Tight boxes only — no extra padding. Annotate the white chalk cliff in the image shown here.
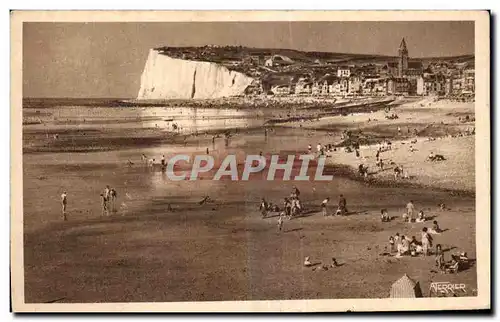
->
[137,49,255,99]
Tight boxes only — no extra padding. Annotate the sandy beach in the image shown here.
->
[22,97,477,302]
[294,99,476,191]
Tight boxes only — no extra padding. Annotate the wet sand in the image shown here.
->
[22,99,477,302]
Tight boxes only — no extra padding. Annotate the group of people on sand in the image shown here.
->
[142,154,163,168]
[60,185,118,220]
[321,194,348,217]
[100,185,118,216]
[382,200,467,273]
[138,154,171,169]
[260,188,350,232]
[307,143,337,157]
[374,143,411,181]
[435,244,470,274]
[303,256,340,272]
[260,186,303,223]
[388,228,434,258]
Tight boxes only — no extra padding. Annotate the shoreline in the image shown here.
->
[23,97,475,195]
[324,162,475,197]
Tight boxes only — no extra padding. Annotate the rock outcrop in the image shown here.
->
[137,49,255,100]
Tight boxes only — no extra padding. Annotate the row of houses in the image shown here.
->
[267,68,475,97]
[250,38,475,98]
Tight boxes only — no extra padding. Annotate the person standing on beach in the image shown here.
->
[109,188,117,212]
[421,227,433,256]
[406,200,415,222]
[394,166,402,179]
[321,197,330,217]
[100,193,108,216]
[161,155,166,167]
[308,144,312,154]
[277,214,284,233]
[104,185,110,199]
[338,194,347,215]
[283,198,292,219]
[259,198,268,218]
[104,185,111,212]
[61,191,68,221]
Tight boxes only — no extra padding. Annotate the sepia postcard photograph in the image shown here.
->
[10,10,490,312]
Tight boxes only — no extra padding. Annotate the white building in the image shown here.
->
[337,67,351,78]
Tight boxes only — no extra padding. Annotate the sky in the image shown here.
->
[22,21,474,98]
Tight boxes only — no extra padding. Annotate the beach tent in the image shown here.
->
[389,274,423,298]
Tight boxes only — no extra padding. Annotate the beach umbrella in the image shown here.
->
[389,274,423,298]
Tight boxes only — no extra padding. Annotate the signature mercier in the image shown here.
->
[430,282,467,294]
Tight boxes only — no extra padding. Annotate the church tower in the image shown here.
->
[398,38,409,77]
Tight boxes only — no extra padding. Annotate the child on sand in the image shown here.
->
[337,194,347,215]
[394,166,402,180]
[406,200,415,222]
[321,197,330,217]
[416,210,426,222]
[277,214,284,232]
[259,198,268,218]
[283,198,292,219]
[435,244,445,270]
[100,193,108,216]
[381,209,389,222]
[402,212,409,222]
[290,197,302,215]
[430,220,442,234]
[61,191,68,221]
[397,235,410,256]
[421,227,433,256]
[409,236,422,256]
[109,188,117,212]
[389,236,395,253]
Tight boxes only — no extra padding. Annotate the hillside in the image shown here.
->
[136,45,474,99]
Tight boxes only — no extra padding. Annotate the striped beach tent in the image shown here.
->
[390,274,423,298]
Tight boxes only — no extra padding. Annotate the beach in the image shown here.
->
[22,97,477,302]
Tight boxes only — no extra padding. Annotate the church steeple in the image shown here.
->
[398,37,409,77]
[399,38,408,53]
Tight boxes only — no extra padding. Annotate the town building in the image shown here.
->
[337,66,351,78]
[387,77,410,96]
[462,68,475,94]
[398,38,409,77]
[271,85,291,96]
[295,77,312,95]
[381,38,424,95]
[422,74,446,96]
[363,78,388,96]
[348,75,363,96]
